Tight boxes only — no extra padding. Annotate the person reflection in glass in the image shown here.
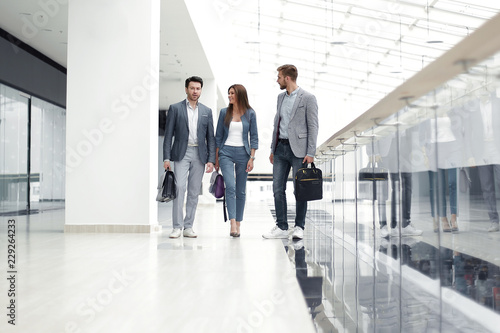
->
[368,126,422,238]
[421,109,461,233]
[463,89,500,232]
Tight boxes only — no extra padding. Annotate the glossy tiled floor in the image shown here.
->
[3,195,500,333]
[0,202,315,333]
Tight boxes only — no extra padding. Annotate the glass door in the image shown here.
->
[0,84,29,214]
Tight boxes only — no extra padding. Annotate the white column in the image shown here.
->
[65,0,160,232]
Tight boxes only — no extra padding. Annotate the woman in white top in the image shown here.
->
[215,84,259,237]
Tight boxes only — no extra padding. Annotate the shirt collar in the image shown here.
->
[286,87,300,97]
[186,99,198,110]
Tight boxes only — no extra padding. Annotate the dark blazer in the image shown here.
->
[270,88,319,158]
[215,108,259,156]
[163,100,216,164]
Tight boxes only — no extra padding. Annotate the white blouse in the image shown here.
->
[224,121,244,147]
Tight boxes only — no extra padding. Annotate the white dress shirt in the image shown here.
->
[186,99,198,146]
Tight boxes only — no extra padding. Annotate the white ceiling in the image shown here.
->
[1,0,500,132]
[0,0,212,105]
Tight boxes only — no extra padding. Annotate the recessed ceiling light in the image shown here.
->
[389,66,404,74]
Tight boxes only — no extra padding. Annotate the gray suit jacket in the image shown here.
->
[163,100,216,164]
[270,88,319,158]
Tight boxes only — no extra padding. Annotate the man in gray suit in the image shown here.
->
[263,64,319,240]
[163,76,216,238]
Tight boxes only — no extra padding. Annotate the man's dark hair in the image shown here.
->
[185,76,204,88]
[277,64,298,82]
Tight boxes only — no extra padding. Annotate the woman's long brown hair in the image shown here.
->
[224,84,252,127]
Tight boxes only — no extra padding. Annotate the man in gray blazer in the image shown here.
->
[163,76,216,238]
[263,64,319,240]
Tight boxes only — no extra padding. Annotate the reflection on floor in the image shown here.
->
[283,200,500,333]
[0,201,65,216]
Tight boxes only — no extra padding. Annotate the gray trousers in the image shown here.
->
[171,146,205,229]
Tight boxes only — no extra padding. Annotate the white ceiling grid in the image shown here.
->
[0,0,499,126]
[223,0,500,109]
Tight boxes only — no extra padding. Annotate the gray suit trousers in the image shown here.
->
[171,146,205,229]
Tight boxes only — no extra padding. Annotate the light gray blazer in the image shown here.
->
[163,100,216,164]
[270,88,319,158]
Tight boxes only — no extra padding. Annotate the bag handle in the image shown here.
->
[223,195,227,222]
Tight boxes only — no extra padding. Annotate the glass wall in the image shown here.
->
[31,97,66,205]
[306,54,500,331]
[0,85,29,213]
[0,84,65,214]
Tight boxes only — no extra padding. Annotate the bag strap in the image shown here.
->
[223,193,228,222]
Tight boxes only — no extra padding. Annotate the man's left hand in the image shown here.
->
[303,156,314,164]
[206,162,214,173]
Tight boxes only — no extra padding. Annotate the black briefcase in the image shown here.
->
[294,163,323,201]
[156,170,177,203]
[358,162,388,200]
[358,162,388,181]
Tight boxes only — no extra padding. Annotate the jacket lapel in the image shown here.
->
[196,104,204,130]
[277,93,285,114]
[289,88,303,120]
[182,100,190,131]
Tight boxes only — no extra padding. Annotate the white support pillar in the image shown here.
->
[65,0,160,232]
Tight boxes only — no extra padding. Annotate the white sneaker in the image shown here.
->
[291,226,304,240]
[293,240,304,250]
[380,225,389,238]
[379,238,389,249]
[169,228,182,238]
[488,222,500,232]
[183,228,198,238]
[262,226,289,239]
[401,237,418,247]
[401,224,423,236]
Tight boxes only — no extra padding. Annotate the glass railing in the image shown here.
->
[304,14,500,333]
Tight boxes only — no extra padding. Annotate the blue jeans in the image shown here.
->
[219,146,249,221]
[429,168,457,217]
[273,141,307,230]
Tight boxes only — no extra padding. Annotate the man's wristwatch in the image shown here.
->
[250,156,255,160]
